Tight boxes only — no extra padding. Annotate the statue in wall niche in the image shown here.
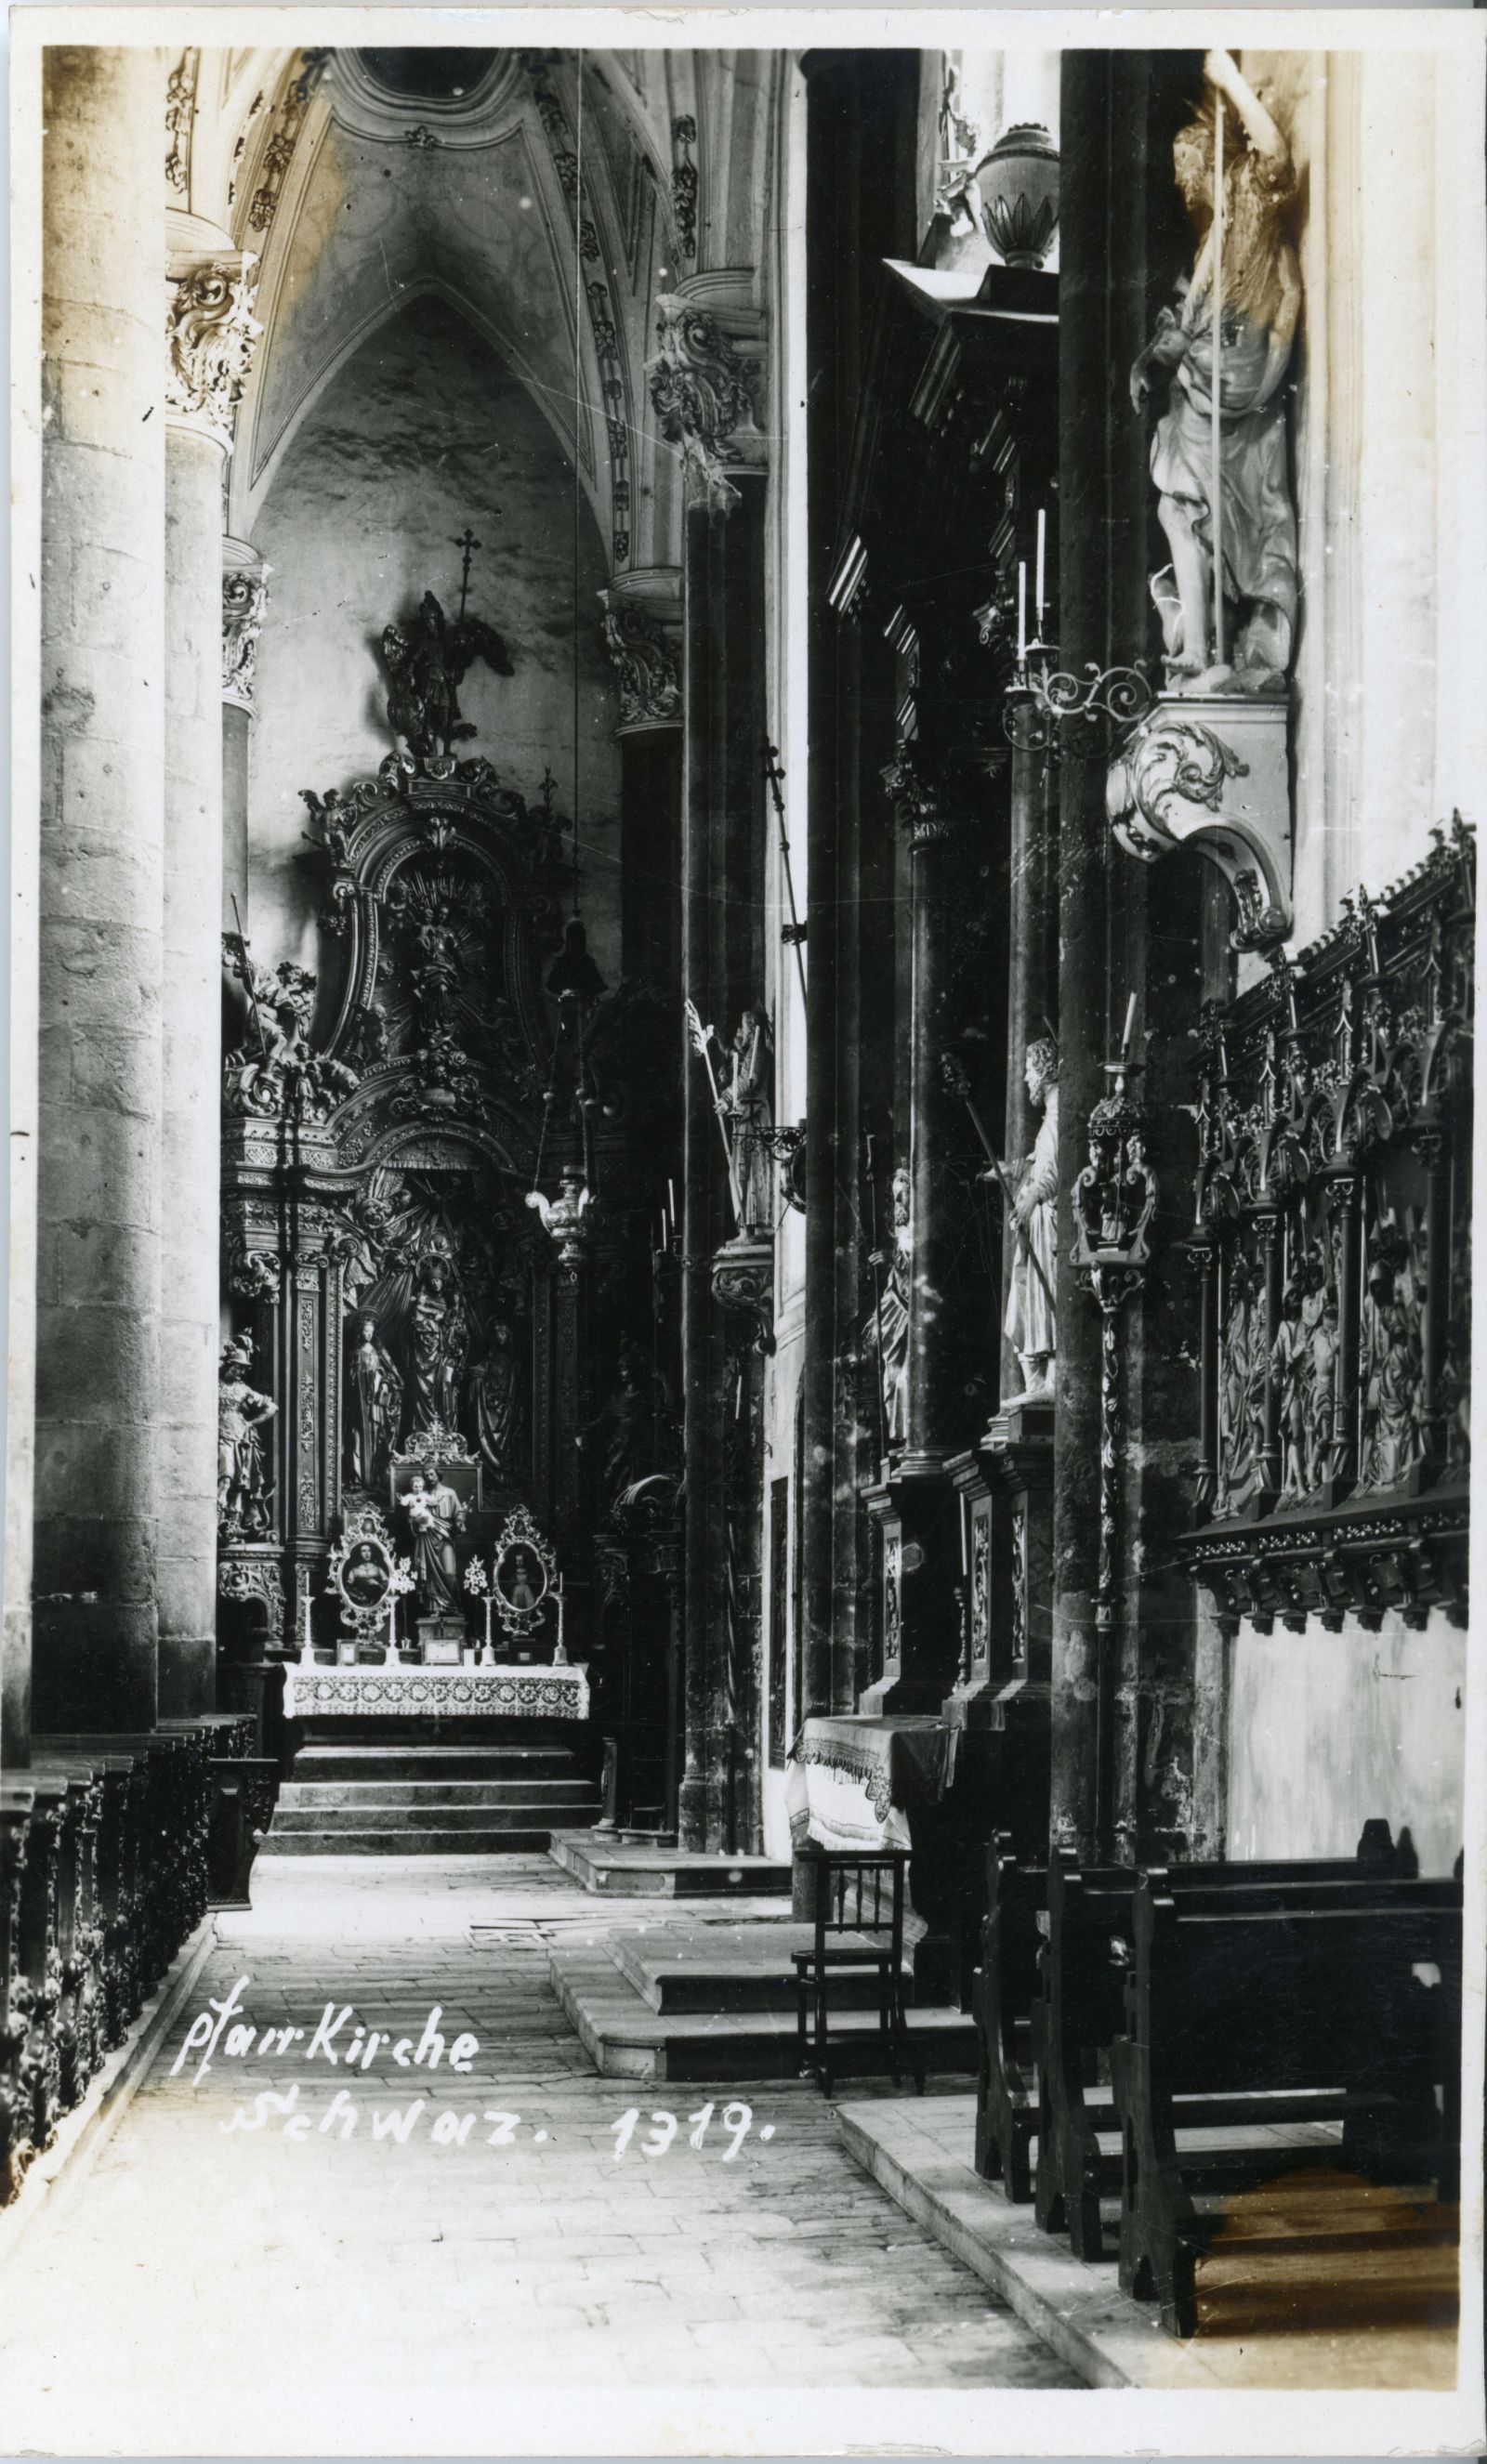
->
[409,903,462,1042]
[1359,1221,1427,1492]
[864,1165,912,1449]
[1003,1039,1059,1404]
[403,1463,467,1617]
[349,1315,403,1491]
[469,1317,523,1485]
[1129,50,1300,693]
[217,1336,278,1536]
[722,1009,776,1236]
[408,1252,469,1434]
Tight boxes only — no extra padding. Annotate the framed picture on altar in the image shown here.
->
[388,1453,480,1517]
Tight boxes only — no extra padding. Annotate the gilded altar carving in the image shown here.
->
[221,938,359,1121]
[165,263,261,451]
[1186,819,1473,1633]
[164,50,199,194]
[670,116,698,256]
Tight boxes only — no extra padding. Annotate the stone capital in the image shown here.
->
[599,585,681,735]
[222,537,269,713]
[648,288,765,512]
[165,229,261,455]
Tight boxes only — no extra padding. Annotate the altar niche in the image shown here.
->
[217,672,607,1668]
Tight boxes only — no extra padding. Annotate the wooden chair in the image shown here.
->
[792,1848,921,2098]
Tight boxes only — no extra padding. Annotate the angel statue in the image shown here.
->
[721,1009,776,1236]
[349,1314,403,1490]
[1129,50,1300,691]
[380,591,514,762]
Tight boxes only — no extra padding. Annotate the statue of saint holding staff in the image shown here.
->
[1130,49,1301,694]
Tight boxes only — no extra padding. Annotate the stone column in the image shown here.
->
[861,759,964,1716]
[1049,51,1151,1858]
[651,286,768,1852]
[599,568,683,990]
[33,46,167,1734]
[221,536,268,932]
[159,229,261,1717]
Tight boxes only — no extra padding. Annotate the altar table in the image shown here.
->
[786,1713,953,1851]
[283,1661,590,1722]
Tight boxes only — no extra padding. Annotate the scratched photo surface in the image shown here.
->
[2,9,1484,2457]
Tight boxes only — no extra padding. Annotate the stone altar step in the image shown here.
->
[271,1796,597,1833]
[547,1934,977,2083]
[260,1737,601,1855]
[546,1829,791,1898]
[259,1825,563,1856]
[277,1777,599,1809]
[290,1744,576,1782]
[612,1920,907,2014]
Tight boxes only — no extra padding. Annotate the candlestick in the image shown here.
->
[959,1493,969,1576]
[1034,509,1046,626]
[553,1574,568,1668]
[386,1595,397,1657]
[300,1570,313,1660]
[1017,564,1027,662]
[667,1178,677,1235]
[1121,990,1138,1058]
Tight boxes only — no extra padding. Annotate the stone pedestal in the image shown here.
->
[33,46,167,1735]
[861,1461,959,1715]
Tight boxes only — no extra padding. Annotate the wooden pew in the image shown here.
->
[1031,1831,1406,2261]
[972,1836,1044,2200]
[1114,1870,1463,2338]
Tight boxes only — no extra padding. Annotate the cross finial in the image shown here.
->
[454,527,482,621]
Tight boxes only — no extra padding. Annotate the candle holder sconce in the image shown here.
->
[1003,643,1154,760]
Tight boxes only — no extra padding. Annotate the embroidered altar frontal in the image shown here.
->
[283,1662,591,1722]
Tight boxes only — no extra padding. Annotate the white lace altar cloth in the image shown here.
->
[283,1662,590,1722]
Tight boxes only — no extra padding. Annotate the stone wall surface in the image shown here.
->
[247,293,620,988]
[1225,1612,1467,1877]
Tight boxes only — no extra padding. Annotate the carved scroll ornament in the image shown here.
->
[165,263,261,451]
[1108,696,1293,950]
[599,593,681,730]
[222,568,268,711]
[649,296,762,510]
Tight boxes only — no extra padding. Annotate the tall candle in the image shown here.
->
[1034,509,1046,626]
[959,1494,969,1576]
[1122,991,1138,1057]
[1017,563,1027,662]
[301,1570,312,1656]
[667,1178,677,1234]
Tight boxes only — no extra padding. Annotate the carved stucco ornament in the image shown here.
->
[648,295,763,512]
[165,260,262,452]
[599,592,682,731]
[222,565,268,711]
[1107,693,1293,950]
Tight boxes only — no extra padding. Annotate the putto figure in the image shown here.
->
[1004,1039,1059,1404]
[1130,49,1300,692]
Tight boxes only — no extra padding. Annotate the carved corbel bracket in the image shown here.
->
[599,587,682,733]
[710,1234,775,1357]
[1107,693,1293,950]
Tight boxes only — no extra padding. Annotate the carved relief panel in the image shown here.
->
[1185,820,1473,1635]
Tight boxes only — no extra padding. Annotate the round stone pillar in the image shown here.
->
[159,229,260,1715]
[33,46,167,1732]
[221,536,268,930]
